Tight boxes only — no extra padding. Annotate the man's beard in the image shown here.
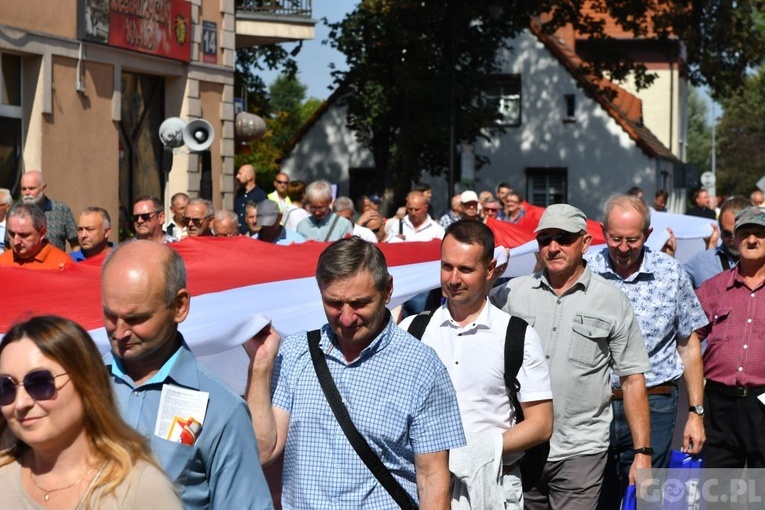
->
[22,194,44,205]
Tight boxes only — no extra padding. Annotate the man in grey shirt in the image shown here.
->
[490,204,651,510]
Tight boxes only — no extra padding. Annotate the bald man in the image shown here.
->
[101,241,273,509]
[234,164,267,234]
[19,170,78,251]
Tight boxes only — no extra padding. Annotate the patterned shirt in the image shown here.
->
[41,197,77,250]
[272,318,465,509]
[696,269,765,387]
[587,247,708,388]
[439,211,460,228]
[235,186,267,234]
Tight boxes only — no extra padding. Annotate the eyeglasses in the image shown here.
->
[182,216,210,226]
[0,370,68,406]
[605,234,643,248]
[484,207,499,212]
[131,212,160,223]
[536,232,582,247]
[275,180,289,185]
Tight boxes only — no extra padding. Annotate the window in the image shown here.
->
[486,75,521,126]
[526,168,567,207]
[0,52,22,194]
[564,94,576,123]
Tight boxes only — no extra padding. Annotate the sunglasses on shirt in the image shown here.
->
[536,232,582,247]
[0,370,68,406]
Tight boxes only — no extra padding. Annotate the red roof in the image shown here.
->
[530,21,678,161]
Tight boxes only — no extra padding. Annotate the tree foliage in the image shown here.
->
[686,86,712,178]
[716,66,765,197]
[234,73,322,191]
[325,0,765,200]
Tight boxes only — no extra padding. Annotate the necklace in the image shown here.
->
[29,465,94,502]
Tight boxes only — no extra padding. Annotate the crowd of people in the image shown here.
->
[1,166,765,509]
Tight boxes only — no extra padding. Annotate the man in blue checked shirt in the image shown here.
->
[586,194,708,509]
[246,237,465,509]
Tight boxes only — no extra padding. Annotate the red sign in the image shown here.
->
[105,0,191,62]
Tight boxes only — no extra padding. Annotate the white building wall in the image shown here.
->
[281,102,374,198]
[467,31,658,220]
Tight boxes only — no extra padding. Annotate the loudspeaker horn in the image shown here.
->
[158,117,187,148]
[235,112,266,143]
[183,119,215,152]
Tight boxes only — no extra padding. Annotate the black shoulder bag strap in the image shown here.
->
[307,330,418,509]
[504,316,550,492]
[323,214,341,242]
[718,251,732,270]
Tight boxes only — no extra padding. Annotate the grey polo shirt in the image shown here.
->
[490,264,650,462]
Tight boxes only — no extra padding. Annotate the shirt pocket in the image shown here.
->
[569,313,612,368]
[150,434,197,487]
[708,307,732,346]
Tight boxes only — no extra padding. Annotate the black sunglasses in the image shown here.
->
[0,370,68,406]
[131,212,159,223]
[536,232,582,247]
[275,180,289,185]
[182,216,209,226]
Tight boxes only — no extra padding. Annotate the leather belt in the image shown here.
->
[705,380,765,398]
[612,384,675,400]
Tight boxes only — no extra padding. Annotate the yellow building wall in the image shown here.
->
[200,81,224,210]
[41,56,119,241]
[0,0,79,39]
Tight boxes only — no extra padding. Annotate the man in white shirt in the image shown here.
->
[390,190,445,242]
[400,220,553,508]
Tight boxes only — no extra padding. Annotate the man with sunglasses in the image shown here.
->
[695,206,765,468]
[684,197,751,289]
[490,203,650,510]
[267,172,291,213]
[184,198,214,237]
[132,196,176,244]
[585,195,708,508]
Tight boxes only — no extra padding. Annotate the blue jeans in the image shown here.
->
[597,386,678,509]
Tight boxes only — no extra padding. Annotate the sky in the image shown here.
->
[258,1,358,101]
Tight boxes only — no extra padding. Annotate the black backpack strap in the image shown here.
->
[406,310,435,340]
[503,316,550,492]
[504,316,527,420]
[307,330,417,509]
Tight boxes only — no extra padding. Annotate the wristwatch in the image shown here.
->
[634,447,654,456]
[689,404,705,416]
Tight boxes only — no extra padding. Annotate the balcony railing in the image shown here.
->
[235,0,312,18]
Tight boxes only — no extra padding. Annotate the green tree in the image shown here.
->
[716,66,765,197]
[235,74,322,191]
[686,86,712,177]
[325,0,765,202]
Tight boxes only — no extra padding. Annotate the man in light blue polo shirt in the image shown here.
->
[101,240,273,510]
[246,237,465,508]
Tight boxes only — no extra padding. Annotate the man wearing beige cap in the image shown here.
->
[696,206,765,468]
[460,190,481,221]
[490,203,650,510]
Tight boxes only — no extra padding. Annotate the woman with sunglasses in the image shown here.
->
[0,315,182,509]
